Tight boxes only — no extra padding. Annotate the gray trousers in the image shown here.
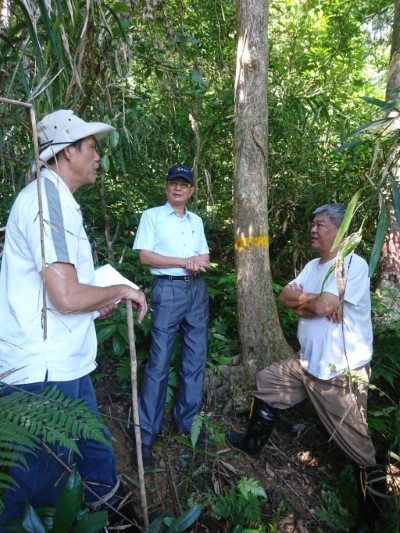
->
[255,355,376,466]
[138,276,209,446]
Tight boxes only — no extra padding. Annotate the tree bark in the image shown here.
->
[380,0,400,316]
[233,0,291,386]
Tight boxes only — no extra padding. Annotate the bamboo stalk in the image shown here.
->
[126,301,149,528]
[0,97,47,340]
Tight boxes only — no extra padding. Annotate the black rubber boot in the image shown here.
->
[352,463,387,532]
[225,397,277,459]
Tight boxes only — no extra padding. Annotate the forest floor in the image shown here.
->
[95,363,397,533]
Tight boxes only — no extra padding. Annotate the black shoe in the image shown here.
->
[132,444,153,473]
[102,483,140,532]
[197,428,208,448]
[225,429,262,459]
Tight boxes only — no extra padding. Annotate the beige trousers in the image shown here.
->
[255,355,376,467]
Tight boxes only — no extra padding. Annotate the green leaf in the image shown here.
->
[360,96,387,108]
[166,505,204,533]
[145,514,164,533]
[332,140,367,153]
[53,468,83,532]
[368,206,387,278]
[96,324,118,343]
[14,0,45,76]
[72,510,108,533]
[190,412,203,448]
[390,177,400,232]
[349,117,390,136]
[107,5,130,43]
[191,69,206,86]
[101,155,110,173]
[110,130,120,149]
[330,191,361,251]
[112,333,126,356]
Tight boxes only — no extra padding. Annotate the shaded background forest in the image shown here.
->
[1,0,400,531]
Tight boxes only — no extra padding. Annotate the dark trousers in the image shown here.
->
[0,375,118,531]
[138,276,209,446]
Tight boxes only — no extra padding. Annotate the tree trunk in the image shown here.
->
[233,0,291,386]
[380,0,400,317]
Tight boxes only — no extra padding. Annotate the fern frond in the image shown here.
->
[0,471,19,492]
[2,386,109,454]
[0,384,110,483]
[239,493,262,523]
[238,477,267,499]
[191,412,204,448]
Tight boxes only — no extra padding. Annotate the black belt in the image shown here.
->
[154,274,201,281]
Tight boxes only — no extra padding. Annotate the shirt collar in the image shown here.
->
[164,202,192,220]
[40,167,80,209]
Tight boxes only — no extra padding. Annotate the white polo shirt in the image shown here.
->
[0,168,97,384]
[133,202,209,276]
[294,254,373,380]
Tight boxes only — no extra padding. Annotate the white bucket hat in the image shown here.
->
[36,109,115,166]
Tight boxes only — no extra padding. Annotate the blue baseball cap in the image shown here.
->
[166,165,193,185]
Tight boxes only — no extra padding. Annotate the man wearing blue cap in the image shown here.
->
[132,164,210,471]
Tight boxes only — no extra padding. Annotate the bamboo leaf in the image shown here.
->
[145,515,164,533]
[360,96,387,108]
[380,99,400,114]
[349,117,390,136]
[340,231,363,258]
[368,206,388,277]
[332,140,367,153]
[330,191,361,251]
[107,5,130,43]
[14,0,45,77]
[37,0,62,64]
[390,177,400,231]
[167,505,204,533]
[320,264,335,294]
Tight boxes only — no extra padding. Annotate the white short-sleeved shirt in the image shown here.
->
[133,202,209,276]
[293,254,373,380]
[0,168,97,384]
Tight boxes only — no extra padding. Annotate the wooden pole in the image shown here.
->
[0,97,47,339]
[126,301,149,528]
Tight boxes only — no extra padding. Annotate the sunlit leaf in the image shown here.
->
[330,191,361,251]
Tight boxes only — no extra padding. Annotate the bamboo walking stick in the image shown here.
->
[0,98,47,339]
[126,300,149,528]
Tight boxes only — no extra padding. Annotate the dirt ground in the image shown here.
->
[95,366,397,533]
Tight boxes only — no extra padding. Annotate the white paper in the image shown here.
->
[93,264,139,318]
[94,264,139,290]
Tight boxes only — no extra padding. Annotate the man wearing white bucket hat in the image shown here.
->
[0,110,146,530]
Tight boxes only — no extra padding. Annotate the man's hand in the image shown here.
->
[328,305,343,323]
[45,262,147,323]
[185,255,210,274]
[290,282,303,293]
[279,280,340,319]
[96,303,118,320]
[121,288,148,324]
